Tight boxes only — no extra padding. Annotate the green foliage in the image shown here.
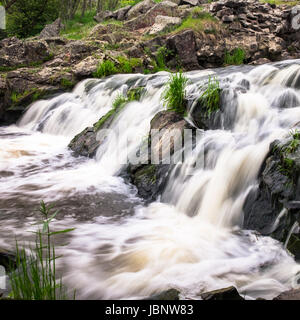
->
[162,72,188,116]
[154,46,171,72]
[10,88,45,108]
[224,48,246,66]
[9,201,75,300]
[117,56,142,74]
[93,60,118,78]
[60,10,97,40]
[94,88,144,130]
[93,57,142,78]
[174,13,218,34]
[113,93,127,108]
[199,76,221,115]
[6,0,59,38]
[60,78,75,90]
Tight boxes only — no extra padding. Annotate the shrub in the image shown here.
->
[199,76,221,114]
[224,48,246,66]
[9,201,75,300]
[6,0,59,38]
[162,72,188,116]
[117,56,142,74]
[93,60,117,78]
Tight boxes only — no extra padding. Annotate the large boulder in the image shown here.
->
[125,1,179,30]
[72,55,101,79]
[94,10,116,23]
[128,110,195,201]
[166,30,200,70]
[243,136,300,258]
[274,289,300,300]
[149,15,182,35]
[127,0,156,20]
[39,18,64,39]
[114,5,132,20]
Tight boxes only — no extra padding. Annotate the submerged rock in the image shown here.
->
[145,288,180,300]
[274,288,300,300]
[200,286,244,300]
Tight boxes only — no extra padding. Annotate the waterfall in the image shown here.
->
[1,60,300,299]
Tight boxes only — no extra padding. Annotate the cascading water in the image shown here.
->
[1,61,300,300]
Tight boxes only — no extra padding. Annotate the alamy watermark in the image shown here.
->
[0,265,5,290]
[96,122,205,170]
[0,5,5,30]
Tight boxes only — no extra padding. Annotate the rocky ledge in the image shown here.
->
[1,0,300,124]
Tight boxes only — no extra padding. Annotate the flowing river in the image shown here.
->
[1,60,300,300]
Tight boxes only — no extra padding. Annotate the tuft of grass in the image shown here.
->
[60,11,97,40]
[260,0,299,6]
[162,72,188,116]
[94,88,144,130]
[9,201,75,300]
[199,76,221,115]
[93,60,118,78]
[113,93,127,108]
[60,78,75,90]
[117,56,142,73]
[224,48,246,66]
[93,57,143,78]
[174,13,218,34]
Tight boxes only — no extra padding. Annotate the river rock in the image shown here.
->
[200,286,244,300]
[145,288,180,300]
[274,288,300,300]
[243,137,300,258]
[128,111,195,201]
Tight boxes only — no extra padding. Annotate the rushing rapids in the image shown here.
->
[1,60,300,299]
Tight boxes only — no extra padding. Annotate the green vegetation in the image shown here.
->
[94,88,144,130]
[117,56,142,73]
[224,48,246,66]
[60,78,75,90]
[9,201,75,300]
[286,129,300,153]
[113,93,127,108]
[6,0,60,38]
[93,60,118,78]
[60,10,97,40]
[162,72,188,116]
[260,0,299,5]
[174,12,218,34]
[199,76,221,115]
[10,88,46,107]
[93,57,142,78]
[278,129,300,180]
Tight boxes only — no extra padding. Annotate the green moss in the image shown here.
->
[224,48,246,66]
[199,76,221,115]
[10,88,46,108]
